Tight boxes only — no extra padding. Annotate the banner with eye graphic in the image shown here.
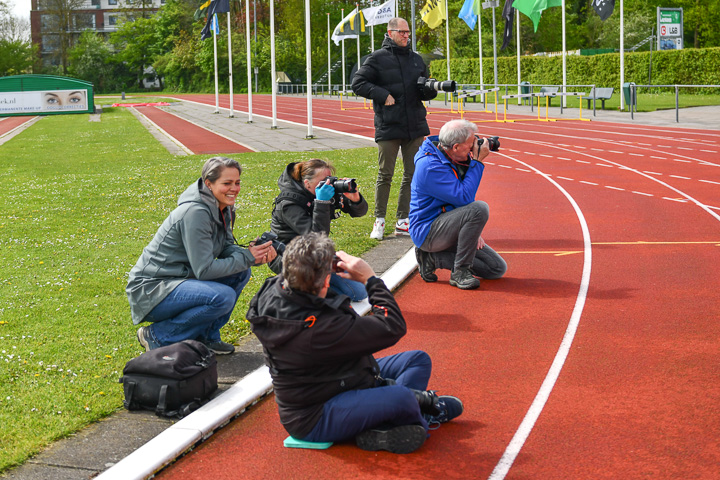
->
[0,75,94,117]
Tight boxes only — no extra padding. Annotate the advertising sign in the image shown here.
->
[0,89,89,115]
[657,7,683,50]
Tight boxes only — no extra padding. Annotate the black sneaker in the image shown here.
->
[415,247,437,283]
[449,267,480,290]
[355,424,426,454]
[425,395,464,428]
[137,326,161,352]
[202,340,235,355]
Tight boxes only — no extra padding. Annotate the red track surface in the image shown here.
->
[157,95,720,479]
[134,105,253,154]
[0,115,35,136]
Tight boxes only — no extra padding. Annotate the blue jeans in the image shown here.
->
[144,269,251,346]
[302,350,432,443]
[329,272,368,301]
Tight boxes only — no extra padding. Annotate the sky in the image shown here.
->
[10,0,32,20]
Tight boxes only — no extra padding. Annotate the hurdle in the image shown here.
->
[553,92,591,122]
[339,90,371,111]
[456,87,499,118]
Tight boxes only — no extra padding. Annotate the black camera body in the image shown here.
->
[417,76,457,93]
[257,231,286,255]
[478,136,501,152]
[324,176,357,194]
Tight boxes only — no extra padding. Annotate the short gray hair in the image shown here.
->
[282,233,335,295]
[438,120,478,149]
[388,17,407,30]
[201,157,242,183]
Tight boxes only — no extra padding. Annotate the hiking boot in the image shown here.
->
[415,247,437,283]
[394,218,410,236]
[202,339,235,355]
[355,424,426,454]
[137,326,161,352]
[449,267,480,290]
[425,395,464,428]
[370,218,385,240]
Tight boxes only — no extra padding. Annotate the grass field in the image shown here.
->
[0,107,384,472]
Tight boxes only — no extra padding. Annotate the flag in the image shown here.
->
[331,7,367,46]
[194,0,212,21]
[458,0,480,31]
[211,14,220,36]
[363,0,395,27]
[501,0,515,50]
[420,0,446,29]
[512,0,562,32]
[200,0,230,40]
[592,0,615,21]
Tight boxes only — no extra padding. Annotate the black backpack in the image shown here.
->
[119,340,218,418]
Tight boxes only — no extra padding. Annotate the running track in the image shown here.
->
[156,95,720,479]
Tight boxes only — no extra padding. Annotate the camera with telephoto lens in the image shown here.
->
[256,231,286,255]
[417,76,457,93]
[478,136,501,152]
[323,176,357,194]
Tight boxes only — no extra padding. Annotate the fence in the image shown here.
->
[628,84,720,122]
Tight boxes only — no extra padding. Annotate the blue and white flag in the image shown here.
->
[363,0,395,27]
[459,0,480,31]
[211,14,220,35]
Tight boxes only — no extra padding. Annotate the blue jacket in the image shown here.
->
[409,136,485,247]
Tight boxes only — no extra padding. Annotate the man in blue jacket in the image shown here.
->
[409,119,507,290]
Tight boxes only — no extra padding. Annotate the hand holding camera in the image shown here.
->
[333,251,375,285]
[316,176,360,203]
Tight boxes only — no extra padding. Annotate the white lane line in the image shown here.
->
[643,171,662,175]
[629,153,644,156]
[558,157,572,161]
[596,164,613,167]
[557,176,575,181]
[580,180,598,185]
[700,179,720,185]
[650,156,666,160]
[677,147,693,150]
[577,160,591,164]
[669,175,691,180]
[631,191,654,197]
[700,149,717,153]
[663,197,688,203]
[490,153,592,480]
[498,165,513,169]
[673,159,692,163]
[605,186,625,191]
[540,154,553,158]
[609,150,624,154]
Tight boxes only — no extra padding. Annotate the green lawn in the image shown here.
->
[0,107,385,472]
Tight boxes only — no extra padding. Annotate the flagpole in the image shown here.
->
[327,13,331,94]
[516,7,520,105]
[478,6,484,96]
[245,0,253,122]
[620,0,624,111]
[305,0,313,138]
[227,11,234,118]
[561,0,566,107]
[270,0,277,128]
[492,3,498,88]
[411,0,416,51]
[341,9,346,93]
[356,3,361,82]
[213,14,219,114]
[445,0,450,89]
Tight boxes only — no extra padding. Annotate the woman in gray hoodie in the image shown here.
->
[126,157,277,354]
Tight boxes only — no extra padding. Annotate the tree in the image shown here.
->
[0,1,35,75]
[111,15,160,89]
[37,0,88,73]
[68,30,131,92]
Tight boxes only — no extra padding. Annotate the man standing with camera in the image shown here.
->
[352,17,438,240]
[247,232,463,453]
[410,119,507,290]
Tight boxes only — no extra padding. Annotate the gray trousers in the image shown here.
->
[375,137,424,219]
[420,201,507,279]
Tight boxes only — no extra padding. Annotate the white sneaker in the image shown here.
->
[370,218,385,240]
[395,218,410,236]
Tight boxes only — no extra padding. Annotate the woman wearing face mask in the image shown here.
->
[127,157,277,354]
[268,159,369,301]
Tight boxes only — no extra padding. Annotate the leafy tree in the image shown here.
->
[111,15,160,89]
[68,30,131,93]
[37,0,87,73]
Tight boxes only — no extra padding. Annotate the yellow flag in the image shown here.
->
[420,0,447,29]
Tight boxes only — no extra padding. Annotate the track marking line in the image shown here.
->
[490,154,592,480]
[596,163,613,167]
[605,185,625,191]
[629,153,644,156]
[576,160,591,164]
[631,191,654,196]
[669,175,691,180]
[699,179,720,185]
[663,197,688,202]
[677,146,693,150]
[650,155,666,159]
[673,158,692,163]
[700,149,717,153]
[579,180,598,185]
[558,157,572,161]
[539,154,553,158]
[643,171,662,175]
[557,176,574,181]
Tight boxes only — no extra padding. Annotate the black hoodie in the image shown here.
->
[247,275,406,439]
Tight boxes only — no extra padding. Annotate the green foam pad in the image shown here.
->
[283,436,333,449]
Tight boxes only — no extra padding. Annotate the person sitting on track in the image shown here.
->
[410,119,507,290]
[247,232,463,454]
[127,156,277,355]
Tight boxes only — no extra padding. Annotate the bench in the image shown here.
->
[538,86,559,106]
[585,87,614,109]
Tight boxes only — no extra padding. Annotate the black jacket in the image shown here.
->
[268,162,368,273]
[352,35,437,142]
[247,275,406,439]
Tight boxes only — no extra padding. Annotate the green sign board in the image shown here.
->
[0,75,95,117]
[657,7,683,50]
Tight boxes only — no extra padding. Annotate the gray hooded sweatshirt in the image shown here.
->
[126,178,255,325]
